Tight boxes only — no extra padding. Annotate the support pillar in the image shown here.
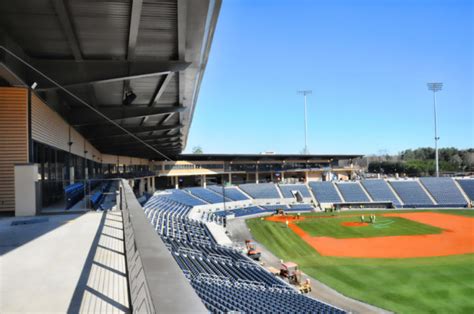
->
[228,173,232,185]
[15,164,39,216]
[256,172,259,184]
[175,176,179,189]
[70,166,75,184]
[305,171,309,183]
[139,178,145,195]
[202,175,207,188]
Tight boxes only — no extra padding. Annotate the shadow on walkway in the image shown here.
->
[67,211,130,314]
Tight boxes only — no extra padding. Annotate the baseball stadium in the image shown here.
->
[0,1,472,314]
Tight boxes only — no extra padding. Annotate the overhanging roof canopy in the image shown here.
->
[0,0,221,160]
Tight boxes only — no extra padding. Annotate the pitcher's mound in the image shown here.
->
[341,221,369,227]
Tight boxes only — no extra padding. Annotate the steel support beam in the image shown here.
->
[80,124,183,140]
[32,60,190,89]
[68,106,185,126]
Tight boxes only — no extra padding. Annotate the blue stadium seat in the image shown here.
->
[186,187,230,204]
[361,180,401,206]
[389,180,434,207]
[308,181,342,203]
[207,185,250,201]
[420,177,467,207]
[239,183,281,199]
[457,179,474,201]
[278,184,312,198]
[335,182,370,202]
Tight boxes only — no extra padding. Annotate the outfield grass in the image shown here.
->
[296,215,443,238]
[247,210,474,314]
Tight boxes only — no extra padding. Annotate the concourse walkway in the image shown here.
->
[0,210,130,313]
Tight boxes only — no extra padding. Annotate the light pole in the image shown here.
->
[297,90,312,154]
[427,82,443,177]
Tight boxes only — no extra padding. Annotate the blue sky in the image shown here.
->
[184,0,473,155]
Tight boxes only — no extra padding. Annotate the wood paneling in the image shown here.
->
[31,94,102,163]
[0,87,28,212]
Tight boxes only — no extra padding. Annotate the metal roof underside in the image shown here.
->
[0,0,221,160]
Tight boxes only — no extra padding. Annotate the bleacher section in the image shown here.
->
[457,179,474,201]
[207,185,250,201]
[361,180,401,206]
[289,203,314,211]
[389,181,434,207]
[239,183,281,199]
[142,194,343,313]
[279,184,312,198]
[420,177,467,207]
[308,182,342,203]
[160,189,207,206]
[186,187,229,204]
[336,182,370,202]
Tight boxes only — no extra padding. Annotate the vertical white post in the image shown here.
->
[228,173,232,185]
[433,91,439,177]
[15,164,39,216]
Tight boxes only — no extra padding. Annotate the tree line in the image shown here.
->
[367,147,473,176]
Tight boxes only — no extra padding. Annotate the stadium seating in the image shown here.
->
[65,183,85,209]
[142,193,344,313]
[186,187,230,204]
[278,184,312,198]
[239,183,281,199]
[420,177,467,207]
[457,179,474,201]
[308,181,342,203]
[207,185,250,201]
[361,179,401,206]
[288,203,314,211]
[160,189,207,206]
[389,181,434,207]
[336,182,370,202]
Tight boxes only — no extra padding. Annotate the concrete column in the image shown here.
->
[228,173,232,185]
[175,176,179,189]
[139,179,145,195]
[150,176,155,193]
[256,172,259,184]
[202,175,207,188]
[85,167,88,180]
[281,172,285,181]
[69,166,75,184]
[15,164,39,216]
[305,171,309,183]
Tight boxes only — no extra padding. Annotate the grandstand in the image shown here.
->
[420,177,468,206]
[279,184,312,199]
[389,180,435,207]
[457,179,474,201]
[207,185,250,201]
[239,183,281,199]
[309,181,343,203]
[142,193,344,313]
[335,182,370,202]
[186,187,230,204]
[361,179,402,206]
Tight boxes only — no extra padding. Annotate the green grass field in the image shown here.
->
[296,215,443,238]
[247,210,474,313]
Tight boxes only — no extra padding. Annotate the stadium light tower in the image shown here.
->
[297,90,312,154]
[427,82,443,177]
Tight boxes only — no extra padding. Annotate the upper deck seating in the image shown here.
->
[278,184,312,198]
[186,187,230,204]
[336,182,370,202]
[420,177,467,206]
[308,181,342,203]
[389,180,434,207]
[239,183,280,199]
[207,185,250,201]
[361,179,401,206]
[457,179,474,201]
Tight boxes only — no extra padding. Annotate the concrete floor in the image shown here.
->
[226,217,391,314]
[0,210,129,313]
